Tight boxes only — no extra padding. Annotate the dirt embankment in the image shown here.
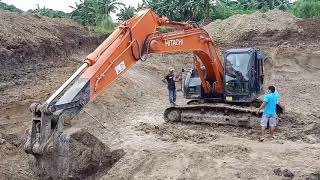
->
[206,9,320,48]
[0,10,101,82]
[0,10,106,180]
[0,10,107,108]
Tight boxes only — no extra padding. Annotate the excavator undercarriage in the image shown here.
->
[165,103,278,129]
[165,99,283,128]
[165,103,259,128]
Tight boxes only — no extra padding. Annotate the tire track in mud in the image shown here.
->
[98,44,320,179]
[136,111,320,144]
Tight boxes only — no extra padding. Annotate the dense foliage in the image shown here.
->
[28,5,69,18]
[293,0,320,18]
[117,5,137,21]
[0,0,319,34]
[70,0,124,26]
[69,0,124,32]
[142,0,213,21]
[0,0,22,12]
[142,0,293,21]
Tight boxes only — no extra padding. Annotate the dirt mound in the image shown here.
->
[0,9,103,84]
[0,10,108,179]
[0,10,106,108]
[237,19,320,47]
[205,9,320,47]
[205,9,300,44]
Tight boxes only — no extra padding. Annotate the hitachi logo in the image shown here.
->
[165,39,183,47]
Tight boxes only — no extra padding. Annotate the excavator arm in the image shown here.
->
[82,9,223,101]
[145,28,224,93]
[24,8,224,179]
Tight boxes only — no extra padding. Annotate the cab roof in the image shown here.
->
[225,48,258,54]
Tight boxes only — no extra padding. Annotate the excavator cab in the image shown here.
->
[184,48,264,102]
[224,48,264,102]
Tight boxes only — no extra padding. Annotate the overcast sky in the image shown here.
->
[2,0,142,19]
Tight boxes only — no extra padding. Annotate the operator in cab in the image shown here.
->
[225,60,246,93]
[256,85,280,141]
[162,67,179,106]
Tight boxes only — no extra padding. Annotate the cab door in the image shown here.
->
[253,49,264,94]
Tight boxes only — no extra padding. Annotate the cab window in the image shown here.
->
[225,53,251,94]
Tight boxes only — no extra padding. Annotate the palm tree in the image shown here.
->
[117,5,137,21]
[143,0,213,21]
[70,0,96,25]
[142,0,180,20]
[103,0,125,16]
[70,0,124,26]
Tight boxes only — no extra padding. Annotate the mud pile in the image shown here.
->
[205,9,320,47]
[0,10,106,179]
[205,9,299,44]
[0,10,106,108]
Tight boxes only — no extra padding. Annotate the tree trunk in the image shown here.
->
[204,0,210,19]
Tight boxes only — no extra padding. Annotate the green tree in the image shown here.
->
[209,2,233,20]
[94,16,116,33]
[293,0,320,18]
[29,4,69,18]
[0,0,22,12]
[70,0,124,32]
[235,0,291,11]
[104,0,125,16]
[117,5,137,21]
[142,0,292,21]
[70,0,96,25]
[70,0,124,26]
[254,0,291,10]
[142,0,213,21]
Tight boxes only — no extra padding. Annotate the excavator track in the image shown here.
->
[164,103,261,128]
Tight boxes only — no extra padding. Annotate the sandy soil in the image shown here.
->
[83,47,320,180]
[1,9,320,180]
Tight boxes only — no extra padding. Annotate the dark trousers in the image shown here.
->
[168,88,176,105]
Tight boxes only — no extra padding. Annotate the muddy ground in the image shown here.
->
[1,9,320,180]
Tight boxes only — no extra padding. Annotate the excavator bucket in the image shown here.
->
[24,103,124,179]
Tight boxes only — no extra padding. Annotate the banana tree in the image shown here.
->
[117,5,137,21]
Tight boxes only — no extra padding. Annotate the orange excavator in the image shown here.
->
[24,9,282,179]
